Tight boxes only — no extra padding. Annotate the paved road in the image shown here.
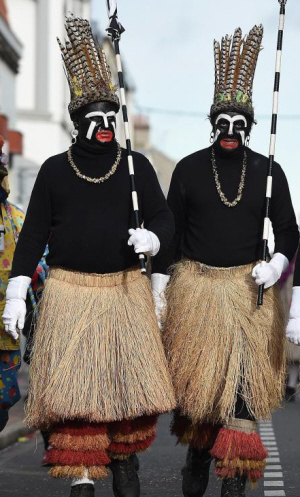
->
[0,398,299,497]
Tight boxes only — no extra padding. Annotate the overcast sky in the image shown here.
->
[92,1,300,219]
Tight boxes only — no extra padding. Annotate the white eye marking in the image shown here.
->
[214,114,248,142]
[85,111,116,129]
[213,129,221,143]
[215,114,247,127]
[86,121,97,140]
[228,121,234,135]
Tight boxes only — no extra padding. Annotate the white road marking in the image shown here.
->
[264,481,284,487]
[259,421,286,497]
[264,473,283,478]
[264,492,286,497]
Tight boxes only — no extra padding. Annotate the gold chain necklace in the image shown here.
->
[211,148,247,208]
[67,141,122,184]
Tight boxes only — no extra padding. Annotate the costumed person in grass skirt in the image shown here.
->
[278,255,300,401]
[2,17,175,497]
[0,136,24,433]
[286,251,300,348]
[152,25,299,497]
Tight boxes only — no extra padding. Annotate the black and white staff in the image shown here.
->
[258,0,288,306]
[106,0,147,274]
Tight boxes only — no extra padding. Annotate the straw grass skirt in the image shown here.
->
[164,260,285,424]
[26,266,175,428]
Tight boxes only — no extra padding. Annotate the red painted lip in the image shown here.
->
[220,138,239,150]
[96,130,114,143]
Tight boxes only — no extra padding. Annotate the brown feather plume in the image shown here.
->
[213,40,221,98]
[210,24,263,120]
[57,15,119,115]
[227,28,242,93]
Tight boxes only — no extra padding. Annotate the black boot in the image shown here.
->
[131,454,140,472]
[110,455,140,497]
[221,476,247,497]
[70,484,95,497]
[285,385,296,402]
[182,447,212,497]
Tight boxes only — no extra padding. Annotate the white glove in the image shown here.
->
[151,273,170,328]
[128,229,160,257]
[2,276,31,340]
[286,286,300,345]
[252,253,289,289]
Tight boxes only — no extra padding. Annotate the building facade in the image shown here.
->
[7,0,90,207]
[134,115,175,195]
[0,0,23,196]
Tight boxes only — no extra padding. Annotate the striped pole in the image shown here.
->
[257,0,288,306]
[106,0,147,274]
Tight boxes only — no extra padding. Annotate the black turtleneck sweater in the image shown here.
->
[11,140,174,277]
[153,146,299,274]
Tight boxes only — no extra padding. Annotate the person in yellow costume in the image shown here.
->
[0,135,24,432]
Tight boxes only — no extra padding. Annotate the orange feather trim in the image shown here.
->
[49,465,108,480]
[109,433,155,456]
[216,458,266,471]
[109,415,158,436]
[111,426,156,444]
[211,427,268,461]
[50,432,110,451]
[53,421,108,436]
[48,448,110,466]
[171,412,220,449]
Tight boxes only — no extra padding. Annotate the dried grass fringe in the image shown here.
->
[49,465,108,480]
[171,411,220,449]
[50,433,110,451]
[111,426,156,444]
[164,260,285,425]
[26,267,175,428]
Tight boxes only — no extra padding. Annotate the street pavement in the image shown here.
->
[0,397,299,497]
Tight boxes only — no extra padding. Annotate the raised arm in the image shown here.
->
[253,164,299,290]
[127,155,175,259]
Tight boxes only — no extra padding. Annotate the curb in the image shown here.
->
[0,421,35,450]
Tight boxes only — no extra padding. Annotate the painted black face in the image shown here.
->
[212,111,251,155]
[74,101,118,150]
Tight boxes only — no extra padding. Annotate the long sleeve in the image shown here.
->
[270,164,299,262]
[152,163,186,274]
[140,159,175,255]
[11,165,52,278]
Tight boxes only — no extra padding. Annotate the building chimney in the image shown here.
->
[134,115,150,150]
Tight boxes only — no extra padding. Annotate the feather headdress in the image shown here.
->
[58,16,119,116]
[210,25,264,120]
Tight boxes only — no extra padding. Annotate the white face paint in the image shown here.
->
[214,114,248,145]
[85,111,116,140]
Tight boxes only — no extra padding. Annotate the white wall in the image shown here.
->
[0,59,18,127]
[8,0,36,111]
[7,0,91,207]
